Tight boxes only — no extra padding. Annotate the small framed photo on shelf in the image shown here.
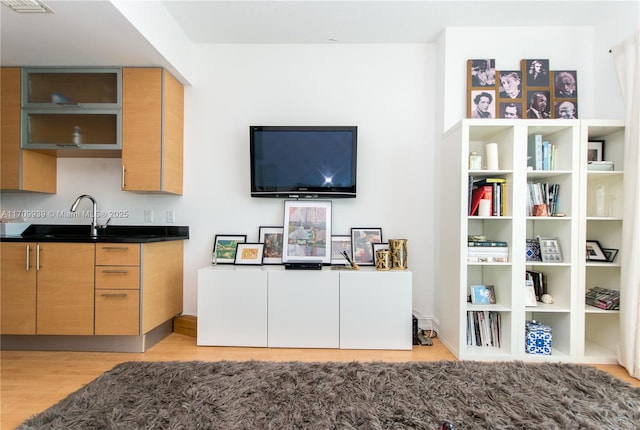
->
[234,243,265,265]
[282,200,332,264]
[470,285,496,305]
[259,226,283,265]
[540,237,562,262]
[331,235,352,265]
[351,227,383,266]
[587,140,604,162]
[586,240,608,262]
[603,248,619,263]
[213,234,247,264]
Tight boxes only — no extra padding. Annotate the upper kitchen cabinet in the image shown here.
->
[21,68,122,156]
[122,68,184,195]
[1,68,56,193]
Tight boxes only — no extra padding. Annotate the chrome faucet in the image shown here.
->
[70,194,98,236]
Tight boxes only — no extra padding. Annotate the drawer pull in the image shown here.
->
[26,244,30,271]
[101,293,128,298]
[101,269,129,274]
[101,246,129,250]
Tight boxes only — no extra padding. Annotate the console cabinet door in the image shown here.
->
[36,243,95,335]
[0,242,37,334]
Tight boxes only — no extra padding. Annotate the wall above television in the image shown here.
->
[249,126,358,199]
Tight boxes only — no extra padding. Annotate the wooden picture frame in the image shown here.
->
[234,243,265,265]
[213,234,247,264]
[586,240,608,262]
[282,200,332,264]
[539,237,562,262]
[588,140,604,162]
[351,227,383,266]
[330,235,352,265]
[259,226,283,265]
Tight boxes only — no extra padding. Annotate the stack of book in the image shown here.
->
[528,134,556,171]
[585,286,620,310]
[469,177,507,216]
[527,182,560,216]
[467,310,501,347]
[468,239,509,262]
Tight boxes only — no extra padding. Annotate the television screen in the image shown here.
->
[250,126,357,198]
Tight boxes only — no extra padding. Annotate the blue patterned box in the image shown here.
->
[525,320,552,355]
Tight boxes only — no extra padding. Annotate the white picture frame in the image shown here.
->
[282,200,332,264]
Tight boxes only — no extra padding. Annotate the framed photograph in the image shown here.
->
[553,70,577,98]
[470,285,496,305]
[586,240,608,261]
[282,200,332,264]
[331,235,352,265]
[539,237,562,262]
[259,226,284,265]
[523,59,550,87]
[588,140,604,162]
[213,234,247,264]
[351,227,383,266]
[234,243,265,265]
[603,248,619,263]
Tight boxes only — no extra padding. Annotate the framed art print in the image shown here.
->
[234,243,265,265]
[588,140,604,162]
[282,200,332,264]
[259,226,283,265]
[213,234,247,264]
[351,227,383,266]
[331,235,352,265]
[586,240,608,262]
[470,285,496,305]
[539,237,562,262]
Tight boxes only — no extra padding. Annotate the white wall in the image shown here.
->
[1,43,437,321]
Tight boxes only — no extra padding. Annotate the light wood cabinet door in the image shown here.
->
[36,243,95,335]
[0,242,37,334]
[0,68,56,193]
[122,68,183,195]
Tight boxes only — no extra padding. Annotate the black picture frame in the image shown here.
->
[351,227,383,266]
[603,248,619,263]
[259,226,283,265]
[234,243,265,265]
[213,234,247,264]
[588,140,605,162]
[586,240,608,262]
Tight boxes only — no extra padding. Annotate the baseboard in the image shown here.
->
[174,314,197,337]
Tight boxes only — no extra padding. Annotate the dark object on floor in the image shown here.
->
[18,360,640,429]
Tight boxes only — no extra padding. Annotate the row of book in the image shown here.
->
[528,134,557,171]
[526,270,548,302]
[468,239,509,262]
[527,182,560,216]
[467,311,502,347]
[469,177,507,216]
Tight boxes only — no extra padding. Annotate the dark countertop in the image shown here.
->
[0,224,189,243]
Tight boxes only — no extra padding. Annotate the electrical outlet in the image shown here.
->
[144,210,153,223]
[166,210,175,223]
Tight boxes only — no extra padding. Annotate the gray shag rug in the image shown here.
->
[18,360,640,429]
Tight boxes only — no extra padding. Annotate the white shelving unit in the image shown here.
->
[439,119,624,363]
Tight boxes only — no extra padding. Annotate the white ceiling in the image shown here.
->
[1,0,638,69]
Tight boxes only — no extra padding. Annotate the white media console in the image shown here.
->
[197,265,413,350]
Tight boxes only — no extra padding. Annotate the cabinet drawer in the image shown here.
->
[95,289,139,335]
[96,243,140,266]
[95,266,140,290]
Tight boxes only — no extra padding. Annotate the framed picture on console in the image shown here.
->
[213,234,247,264]
[331,235,352,265]
[234,243,265,265]
[259,226,284,265]
[282,200,332,264]
[351,227,383,266]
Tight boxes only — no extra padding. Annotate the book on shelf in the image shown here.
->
[527,182,559,216]
[528,134,556,171]
[469,178,507,216]
[525,270,547,301]
[470,284,496,304]
[585,286,620,310]
[467,242,509,262]
[467,311,501,347]
[468,240,509,247]
[525,276,538,306]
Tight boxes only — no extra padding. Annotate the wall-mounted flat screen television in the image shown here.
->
[250,125,357,198]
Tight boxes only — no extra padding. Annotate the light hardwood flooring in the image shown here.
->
[1,332,638,429]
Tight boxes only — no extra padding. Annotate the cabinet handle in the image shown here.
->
[101,246,129,250]
[26,244,30,271]
[121,165,125,189]
[100,293,128,298]
[55,143,80,148]
[101,269,129,274]
[36,244,41,271]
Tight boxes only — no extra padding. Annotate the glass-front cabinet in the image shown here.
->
[21,68,122,150]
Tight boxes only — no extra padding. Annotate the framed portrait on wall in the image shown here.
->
[282,200,332,264]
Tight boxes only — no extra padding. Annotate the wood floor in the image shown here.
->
[1,332,638,430]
